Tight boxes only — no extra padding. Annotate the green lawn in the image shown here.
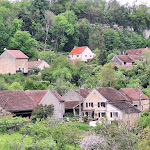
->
[66,122,94,131]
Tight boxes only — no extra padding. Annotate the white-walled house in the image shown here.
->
[69,46,96,62]
[83,88,141,126]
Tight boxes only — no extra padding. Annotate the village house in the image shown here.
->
[0,49,28,74]
[25,90,65,119]
[112,47,150,70]
[112,55,134,70]
[68,46,96,62]
[83,87,141,126]
[63,89,90,116]
[0,91,36,117]
[119,88,150,111]
[28,59,50,74]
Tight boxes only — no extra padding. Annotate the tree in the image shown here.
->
[50,11,79,52]
[78,18,91,46]
[31,104,54,121]
[8,82,23,90]
[8,30,37,58]
[100,63,116,87]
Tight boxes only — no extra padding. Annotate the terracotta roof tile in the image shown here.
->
[117,55,134,63]
[125,48,150,56]
[0,91,36,111]
[25,90,49,104]
[73,89,90,99]
[53,92,65,102]
[96,87,128,102]
[69,46,87,55]
[65,101,82,108]
[28,60,43,68]
[111,101,140,113]
[6,50,28,59]
[119,88,149,101]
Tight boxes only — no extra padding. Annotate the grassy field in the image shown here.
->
[66,122,94,131]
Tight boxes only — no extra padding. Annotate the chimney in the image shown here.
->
[38,59,41,61]
[4,48,7,51]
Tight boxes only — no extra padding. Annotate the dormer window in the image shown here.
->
[98,102,106,107]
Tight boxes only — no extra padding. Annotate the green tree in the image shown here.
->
[100,63,116,87]
[8,30,37,58]
[31,104,54,121]
[8,82,23,90]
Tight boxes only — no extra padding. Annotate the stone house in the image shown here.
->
[0,49,28,74]
[83,87,141,126]
[63,89,90,116]
[26,90,65,119]
[28,59,50,74]
[112,55,134,70]
[119,88,150,111]
[68,46,96,62]
[0,91,36,117]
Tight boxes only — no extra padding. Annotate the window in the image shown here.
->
[124,62,126,65]
[22,60,25,65]
[77,55,79,57]
[86,102,93,108]
[86,103,88,108]
[72,54,73,57]
[85,55,87,57]
[101,112,106,117]
[110,112,113,118]
[134,105,138,107]
[98,102,106,107]
[113,112,118,118]
[90,55,91,57]
[98,112,106,118]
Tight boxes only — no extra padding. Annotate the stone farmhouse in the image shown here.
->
[0,90,65,119]
[83,87,141,126]
[112,47,150,70]
[0,49,28,74]
[119,88,150,111]
[25,90,65,119]
[112,55,134,70]
[0,91,36,117]
[28,59,50,74]
[68,46,96,62]
[63,89,90,116]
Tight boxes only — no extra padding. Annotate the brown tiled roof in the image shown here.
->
[119,88,149,101]
[117,55,134,63]
[53,92,65,102]
[65,101,82,108]
[110,101,140,113]
[125,48,150,56]
[0,91,36,111]
[28,60,43,69]
[73,89,90,99]
[25,90,49,104]
[96,87,128,102]
[6,50,28,59]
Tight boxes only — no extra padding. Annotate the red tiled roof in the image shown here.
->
[69,46,87,55]
[125,48,150,56]
[0,91,36,111]
[117,55,134,63]
[119,88,150,101]
[53,92,65,102]
[96,87,128,102]
[28,60,43,69]
[65,101,82,108]
[110,101,140,113]
[73,89,90,99]
[25,90,49,104]
[6,50,28,59]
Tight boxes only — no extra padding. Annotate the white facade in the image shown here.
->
[69,47,96,62]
